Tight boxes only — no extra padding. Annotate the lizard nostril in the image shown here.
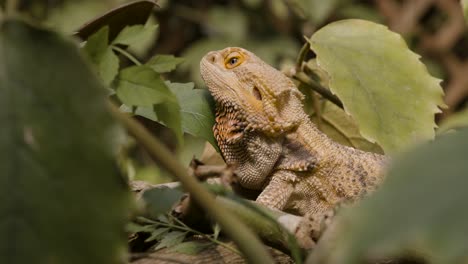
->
[210,55,216,63]
[207,52,218,64]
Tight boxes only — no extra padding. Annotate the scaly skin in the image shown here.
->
[200,47,387,237]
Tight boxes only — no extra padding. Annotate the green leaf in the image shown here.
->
[112,24,158,46]
[309,19,445,153]
[155,231,187,250]
[142,186,184,218]
[83,26,119,86]
[134,82,215,147]
[126,222,154,234]
[116,65,177,107]
[308,128,468,264]
[145,228,170,242]
[0,20,130,264]
[310,102,383,153]
[154,99,184,144]
[169,241,211,255]
[146,54,185,73]
[167,82,216,147]
[437,107,468,134]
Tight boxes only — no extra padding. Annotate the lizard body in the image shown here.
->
[200,47,387,237]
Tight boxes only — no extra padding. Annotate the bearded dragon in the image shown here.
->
[200,47,387,240]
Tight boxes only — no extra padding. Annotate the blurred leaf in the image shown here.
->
[243,0,262,8]
[437,107,468,134]
[112,24,158,46]
[74,0,157,41]
[245,37,300,66]
[337,4,383,23]
[166,82,216,147]
[155,231,187,250]
[169,241,211,255]
[145,228,170,242]
[310,102,383,153]
[147,54,185,73]
[309,19,445,154]
[116,66,176,107]
[308,128,468,264]
[0,19,130,264]
[207,7,247,40]
[46,1,110,34]
[142,187,184,218]
[293,0,340,24]
[462,0,468,23]
[271,0,289,19]
[83,27,119,86]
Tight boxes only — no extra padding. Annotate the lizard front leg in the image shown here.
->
[256,170,297,210]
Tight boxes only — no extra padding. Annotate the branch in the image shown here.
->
[108,103,275,263]
[294,72,343,109]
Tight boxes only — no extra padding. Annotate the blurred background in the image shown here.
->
[8,0,468,181]
[20,0,467,112]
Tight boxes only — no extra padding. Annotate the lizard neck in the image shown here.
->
[295,118,342,161]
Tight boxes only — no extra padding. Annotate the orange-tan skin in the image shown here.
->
[200,47,387,233]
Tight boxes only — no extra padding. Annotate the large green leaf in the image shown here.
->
[0,20,130,263]
[292,0,340,24]
[310,102,383,153]
[308,128,468,264]
[309,19,445,153]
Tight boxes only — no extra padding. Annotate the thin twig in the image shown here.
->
[112,45,142,66]
[169,216,241,255]
[107,102,274,263]
[294,72,343,109]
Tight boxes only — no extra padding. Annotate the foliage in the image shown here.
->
[309,19,445,154]
[307,128,468,264]
[0,19,130,263]
[2,0,468,263]
[82,21,215,147]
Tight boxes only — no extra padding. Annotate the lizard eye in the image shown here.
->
[224,52,244,69]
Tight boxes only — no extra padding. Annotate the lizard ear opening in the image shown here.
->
[252,86,262,101]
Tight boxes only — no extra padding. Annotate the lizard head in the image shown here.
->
[200,47,305,132]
